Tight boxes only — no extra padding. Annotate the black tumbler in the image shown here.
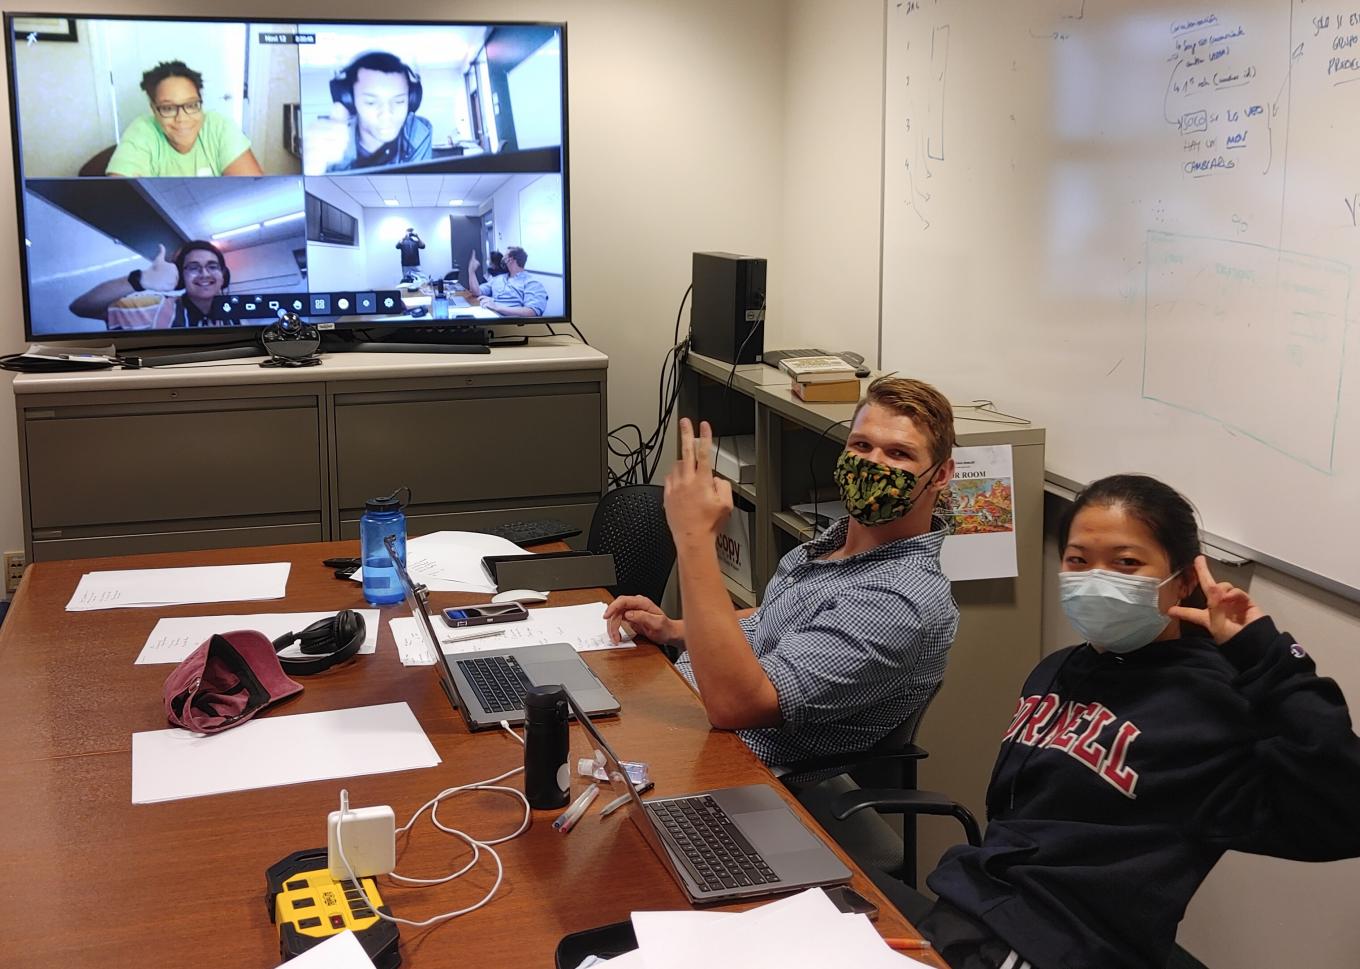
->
[524,684,571,809]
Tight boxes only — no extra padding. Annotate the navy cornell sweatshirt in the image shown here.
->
[927,617,1360,969]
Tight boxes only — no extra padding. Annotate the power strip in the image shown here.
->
[327,803,396,879]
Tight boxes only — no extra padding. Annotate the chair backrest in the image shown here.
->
[78,145,117,177]
[587,484,676,604]
[872,680,941,754]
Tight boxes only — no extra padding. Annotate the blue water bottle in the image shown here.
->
[360,487,410,605]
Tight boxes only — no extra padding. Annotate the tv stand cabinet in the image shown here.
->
[13,342,607,562]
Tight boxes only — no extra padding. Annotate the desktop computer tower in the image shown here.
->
[690,252,766,365]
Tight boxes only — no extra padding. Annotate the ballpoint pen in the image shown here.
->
[441,628,506,645]
[553,785,599,833]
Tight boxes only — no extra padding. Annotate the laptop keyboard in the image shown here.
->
[646,795,780,892]
[456,655,534,713]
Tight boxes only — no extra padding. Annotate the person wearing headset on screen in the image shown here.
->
[466,246,548,317]
[69,241,234,328]
[304,51,433,174]
[105,61,263,177]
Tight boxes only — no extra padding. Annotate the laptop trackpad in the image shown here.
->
[532,660,598,690]
[734,808,819,855]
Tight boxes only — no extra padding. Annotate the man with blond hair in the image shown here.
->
[605,377,960,766]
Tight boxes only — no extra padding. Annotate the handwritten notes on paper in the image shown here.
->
[390,602,633,665]
[66,562,291,611]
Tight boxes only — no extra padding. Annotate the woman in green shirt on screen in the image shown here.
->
[105,60,263,177]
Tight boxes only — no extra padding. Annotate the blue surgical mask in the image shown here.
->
[1059,569,1181,654]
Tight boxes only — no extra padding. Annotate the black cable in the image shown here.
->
[568,320,590,345]
[713,291,766,472]
[605,285,692,488]
[645,337,689,482]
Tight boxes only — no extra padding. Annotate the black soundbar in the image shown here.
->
[326,341,491,355]
[139,345,266,367]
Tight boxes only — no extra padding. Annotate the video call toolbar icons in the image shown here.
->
[214,291,403,319]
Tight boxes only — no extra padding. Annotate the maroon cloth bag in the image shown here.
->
[163,630,304,734]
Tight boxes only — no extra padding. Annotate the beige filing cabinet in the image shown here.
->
[14,342,607,562]
[681,351,1045,876]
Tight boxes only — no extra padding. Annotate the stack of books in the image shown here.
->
[779,355,861,402]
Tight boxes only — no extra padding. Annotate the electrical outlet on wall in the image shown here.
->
[4,551,26,595]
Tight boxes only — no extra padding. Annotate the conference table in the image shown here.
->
[0,540,944,968]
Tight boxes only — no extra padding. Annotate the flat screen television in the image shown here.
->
[4,13,570,345]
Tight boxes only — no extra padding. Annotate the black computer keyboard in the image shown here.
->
[646,795,780,892]
[456,654,534,714]
[486,518,582,548]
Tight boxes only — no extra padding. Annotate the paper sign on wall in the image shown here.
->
[937,444,1018,581]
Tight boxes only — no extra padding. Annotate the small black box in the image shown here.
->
[690,252,766,364]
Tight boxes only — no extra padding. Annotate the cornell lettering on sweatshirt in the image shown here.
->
[1002,693,1142,797]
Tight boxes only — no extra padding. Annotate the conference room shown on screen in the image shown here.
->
[7,15,569,339]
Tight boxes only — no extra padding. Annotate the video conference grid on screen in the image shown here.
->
[7,15,569,338]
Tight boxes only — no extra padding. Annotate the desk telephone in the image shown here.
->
[763,348,870,378]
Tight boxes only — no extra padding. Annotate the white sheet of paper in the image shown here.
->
[277,929,376,968]
[131,702,439,804]
[630,889,930,969]
[66,562,291,611]
[350,530,526,594]
[791,500,848,535]
[135,610,381,665]
[390,602,634,666]
[630,910,736,966]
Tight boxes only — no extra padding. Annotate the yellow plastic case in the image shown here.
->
[266,848,400,967]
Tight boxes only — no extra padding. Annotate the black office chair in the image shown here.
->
[831,789,1211,969]
[587,484,676,607]
[780,684,945,889]
[77,145,116,177]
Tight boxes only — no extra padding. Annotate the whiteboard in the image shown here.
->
[880,0,1360,593]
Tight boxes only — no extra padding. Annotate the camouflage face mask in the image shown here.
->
[833,450,937,526]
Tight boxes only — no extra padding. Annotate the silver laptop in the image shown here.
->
[564,692,851,904]
[387,537,620,731]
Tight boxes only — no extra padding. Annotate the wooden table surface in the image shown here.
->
[0,540,944,968]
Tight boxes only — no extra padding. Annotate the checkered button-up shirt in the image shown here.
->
[677,516,958,766]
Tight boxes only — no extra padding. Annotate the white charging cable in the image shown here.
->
[333,720,531,926]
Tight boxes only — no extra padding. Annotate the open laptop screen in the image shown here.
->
[562,691,678,880]
[386,535,463,710]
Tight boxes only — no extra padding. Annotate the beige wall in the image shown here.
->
[772,0,884,360]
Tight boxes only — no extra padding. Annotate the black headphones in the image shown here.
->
[330,51,423,115]
[271,610,366,675]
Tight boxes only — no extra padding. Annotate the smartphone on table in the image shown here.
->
[824,885,879,919]
[440,601,530,628]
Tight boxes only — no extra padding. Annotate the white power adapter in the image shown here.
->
[327,801,396,879]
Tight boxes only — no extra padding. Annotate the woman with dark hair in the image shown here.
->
[70,240,235,328]
[105,60,262,177]
[914,474,1360,969]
